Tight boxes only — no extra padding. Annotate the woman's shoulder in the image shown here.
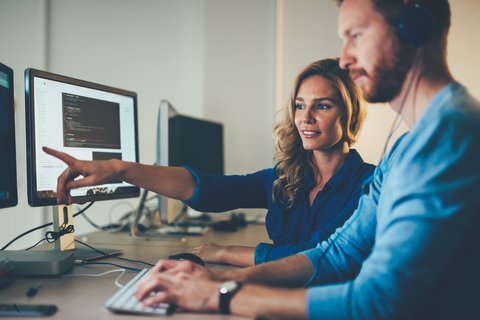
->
[361,161,376,173]
[350,149,376,171]
[349,149,376,182]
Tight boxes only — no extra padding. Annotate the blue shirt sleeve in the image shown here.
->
[182,166,273,212]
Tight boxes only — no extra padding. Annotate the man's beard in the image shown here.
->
[355,41,415,103]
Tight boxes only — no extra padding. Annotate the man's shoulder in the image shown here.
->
[410,83,480,148]
[432,82,480,127]
[386,83,480,182]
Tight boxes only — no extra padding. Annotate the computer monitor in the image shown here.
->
[154,100,224,225]
[0,63,18,209]
[25,69,139,206]
[24,68,140,269]
[169,115,224,175]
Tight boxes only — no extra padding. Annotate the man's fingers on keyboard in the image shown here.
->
[142,291,170,307]
[136,274,173,302]
[136,278,162,301]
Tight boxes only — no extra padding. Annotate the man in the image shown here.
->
[133,0,480,319]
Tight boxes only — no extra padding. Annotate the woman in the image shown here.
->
[190,58,374,266]
[44,58,374,267]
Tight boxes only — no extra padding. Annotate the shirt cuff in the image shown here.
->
[254,243,272,265]
[181,166,202,207]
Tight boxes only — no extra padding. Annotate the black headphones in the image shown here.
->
[397,1,435,46]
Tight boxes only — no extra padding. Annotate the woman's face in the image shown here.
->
[294,76,345,152]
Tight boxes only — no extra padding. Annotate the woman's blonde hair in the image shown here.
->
[272,58,366,209]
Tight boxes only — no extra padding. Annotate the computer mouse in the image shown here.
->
[168,252,205,266]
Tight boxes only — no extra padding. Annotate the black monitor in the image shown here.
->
[22,68,140,273]
[169,115,224,175]
[0,62,18,209]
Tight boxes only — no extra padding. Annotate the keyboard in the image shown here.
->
[105,268,174,316]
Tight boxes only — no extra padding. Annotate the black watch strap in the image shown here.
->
[219,281,242,315]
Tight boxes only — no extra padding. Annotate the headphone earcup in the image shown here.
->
[397,2,435,46]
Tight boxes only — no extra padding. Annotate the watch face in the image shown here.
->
[220,280,238,294]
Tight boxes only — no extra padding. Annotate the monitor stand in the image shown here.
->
[0,205,121,276]
[53,204,122,262]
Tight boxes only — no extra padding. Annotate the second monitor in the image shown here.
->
[0,62,18,209]
[155,100,224,225]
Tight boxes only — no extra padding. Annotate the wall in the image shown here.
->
[448,0,480,97]
[203,0,276,172]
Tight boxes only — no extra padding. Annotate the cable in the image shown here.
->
[81,202,138,233]
[64,268,129,288]
[75,261,142,272]
[74,239,154,268]
[1,221,52,251]
[379,53,421,161]
[0,202,94,251]
[80,210,117,231]
[25,223,75,251]
[72,202,95,218]
[107,201,136,232]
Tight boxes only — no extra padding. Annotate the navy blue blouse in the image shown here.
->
[183,149,375,264]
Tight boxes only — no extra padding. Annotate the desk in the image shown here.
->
[0,224,270,319]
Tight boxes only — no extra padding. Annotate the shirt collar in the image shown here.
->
[305,149,366,193]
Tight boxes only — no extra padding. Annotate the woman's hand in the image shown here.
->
[42,146,122,204]
[192,242,226,263]
[193,243,255,267]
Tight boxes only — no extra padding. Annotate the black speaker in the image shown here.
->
[397,2,435,46]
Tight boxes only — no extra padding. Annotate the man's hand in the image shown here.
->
[136,273,220,311]
[135,259,220,311]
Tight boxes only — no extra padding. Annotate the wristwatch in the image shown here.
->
[218,280,242,315]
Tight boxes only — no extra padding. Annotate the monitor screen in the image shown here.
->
[25,69,140,206]
[0,63,18,209]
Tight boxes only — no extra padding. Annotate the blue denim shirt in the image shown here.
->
[183,149,374,264]
[302,82,480,319]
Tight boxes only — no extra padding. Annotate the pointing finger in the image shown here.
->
[43,146,79,166]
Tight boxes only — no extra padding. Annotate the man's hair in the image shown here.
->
[337,0,451,49]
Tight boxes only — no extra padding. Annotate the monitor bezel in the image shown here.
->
[0,62,18,209]
[25,68,140,207]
